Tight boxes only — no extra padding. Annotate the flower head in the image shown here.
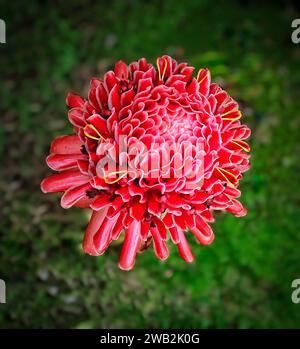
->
[41,55,251,270]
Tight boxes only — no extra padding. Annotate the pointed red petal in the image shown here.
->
[112,211,126,240]
[226,199,247,217]
[41,169,90,193]
[46,154,87,171]
[50,135,83,155]
[68,108,86,128]
[82,207,109,256]
[93,215,119,254]
[177,229,194,263]
[66,93,85,108]
[61,183,91,209]
[114,60,128,79]
[108,84,121,112]
[152,216,167,240]
[87,114,109,138]
[141,220,151,241]
[74,196,94,208]
[150,226,169,260]
[188,215,215,245]
[90,193,111,211]
[169,225,180,244]
[104,71,118,91]
[119,220,141,271]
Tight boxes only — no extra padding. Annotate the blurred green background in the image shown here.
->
[1,0,300,328]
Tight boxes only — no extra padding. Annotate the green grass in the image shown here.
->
[1,0,300,328]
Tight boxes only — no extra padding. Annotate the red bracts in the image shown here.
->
[41,56,251,270]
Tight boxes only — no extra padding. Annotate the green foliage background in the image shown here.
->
[0,0,300,328]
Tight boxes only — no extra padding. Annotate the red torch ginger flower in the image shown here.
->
[41,55,251,270]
